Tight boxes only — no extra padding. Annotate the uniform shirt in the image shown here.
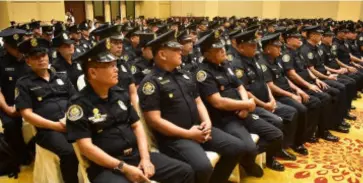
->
[117,59,135,90]
[73,42,87,58]
[347,39,361,58]
[121,39,138,64]
[357,32,363,55]
[51,53,83,87]
[260,54,292,92]
[181,54,199,74]
[138,67,199,141]
[231,51,270,103]
[333,38,351,65]
[67,85,140,157]
[300,41,328,75]
[197,60,242,123]
[319,43,340,70]
[280,47,315,83]
[15,70,76,128]
[129,56,153,85]
[80,37,94,51]
[0,53,30,106]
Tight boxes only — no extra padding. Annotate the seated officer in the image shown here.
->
[122,27,140,63]
[230,29,298,160]
[41,24,54,42]
[196,30,284,173]
[51,31,83,87]
[321,27,362,102]
[68,24,87,56]
[279,27,340,142]
[138,30,245,183]
[15,38,79,183]
[0,28,31,165]
[300,25,350,133]
[177,30,199,74]
[93,25,138,109]
[130,32,155,86]
[66,39,194,183]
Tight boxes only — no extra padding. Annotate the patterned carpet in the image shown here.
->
[1,100,363,183]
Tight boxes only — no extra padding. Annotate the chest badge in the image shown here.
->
[235,69,244,79]
[56,79,64,85]
[89,108,107,123]
[121,65,127,72]
[118,100,127,111]
[169,93,174,98]
[8,77,12,81]
[37,97,42,101]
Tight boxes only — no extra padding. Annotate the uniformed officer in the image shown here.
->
[196,30,285,172]
[139,30,246,183]
[78,20,94,50]
[320,27,359,116]
[51,31,83,88]
[66,38,194,183]
[122,27,140,63]
[41,24,54,42]
[346,23,362,60]
[177,30,199,74]
[230,29,299,160]
[0,28,32,165]
[300,25,350,132]
[29,21,41,38]
[129,32,155,85]
[18,23,34,41]
[279,27,340,142]
[15,38,79,183]
[68,24,87,57]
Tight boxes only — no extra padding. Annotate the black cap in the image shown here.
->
[125,27,140,38]
[261,32,282,48]
[347,23,356,33]
[146,30,182,50]
[334,24,349,34]
[0,28,26,47]
[41,25,54,35]
[198,30,213,39]
[283,27,301,38]
[155,25,168,35]
[54,22,67,37]
[93,25,123,40]
[68,24,81,34]
[18,38,50,56]
[304,25,324,34]
[274,26,287,34]
[233,29,257,44]
[186,23,197,33]
[52,31,74,47]
[322,27,334,37]
[139,32,156,47]
[177,30,192,43]
[79,21,90,31]
[229,29,242,38]
[75,38,117,66]
[195,30,224,53]
[29,21,41,30]
[246,24,260,31]
[18,23,33,36]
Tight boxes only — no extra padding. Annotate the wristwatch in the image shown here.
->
[113,161,124,173]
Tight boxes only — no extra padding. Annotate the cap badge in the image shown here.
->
[13,34,19,41]
[63,33,69,40]
[214,31,220,38]
[30,38,38,47]
[106,38,111,50]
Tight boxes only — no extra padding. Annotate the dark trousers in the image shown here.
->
[159,127,245,183]
[324,80,348,128]
[219,114,283,165]
[36,130,79,183]
[338,75,357,109]
[91,152,194,183]
[345,72,363,91]
[254,103,298,148]
[0,112,29,164]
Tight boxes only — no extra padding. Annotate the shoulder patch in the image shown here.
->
[66,105,84,122]
[307,52,314,59]
[234,69,244,79]
[14,87,19,99]
[227,54,233,61]
[131,65,137,74]
[196,70,207,82]
[282,54,290,62]
[261,64,267,72]
[142,82,155,95]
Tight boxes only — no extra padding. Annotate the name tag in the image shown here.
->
[5,68,15,71]
[160,79,170,85]
[88,114,107,123]
[30,86,42,91]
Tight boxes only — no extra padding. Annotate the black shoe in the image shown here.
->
[292,145,309,156]
[333,125,349,133]
[308,136,319,143]
[267,158,285,172]
[244,163,264,178]
[341,121,351,128]
[351,106,356,110]
[275,149,296,161]
[321,131,340,142]
[346,114,357,121]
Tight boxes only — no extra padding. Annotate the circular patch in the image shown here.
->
[131,65,137,74]
[307,52,314,59]
[282,54,290,62]
[106,38,111,50]
[67,105,83,121]
[261,64,267,72]
[235,69,244,79]
[14,87,19,99]
[196,70,207,82]
[142,82,155,95]
[13,34,19,41]
[30,38,38,47]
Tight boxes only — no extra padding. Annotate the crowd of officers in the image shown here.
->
[0,16,362,183]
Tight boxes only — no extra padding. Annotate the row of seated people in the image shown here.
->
[1,19,362,183]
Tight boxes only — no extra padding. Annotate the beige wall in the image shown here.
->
[0,2,10,29]
[280,1,339,19]
[337,1,361,21]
